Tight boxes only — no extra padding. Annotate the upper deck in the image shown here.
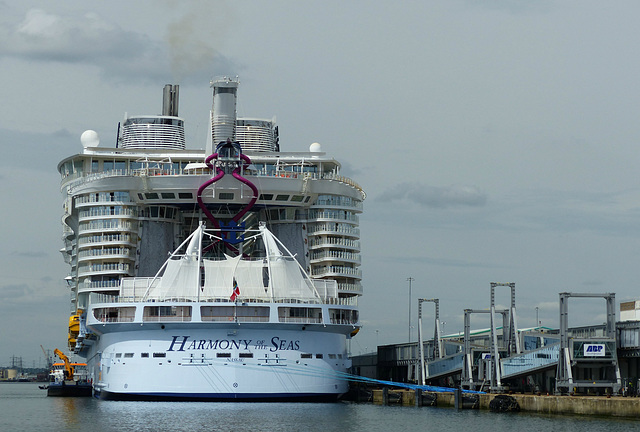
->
[59,147,365,203]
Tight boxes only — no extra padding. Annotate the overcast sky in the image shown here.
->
[2,0,640,366]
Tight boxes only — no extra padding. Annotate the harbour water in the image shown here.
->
[2,383,638,432]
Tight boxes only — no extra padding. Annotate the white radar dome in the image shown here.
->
[309,142,322,153]
[81,130,100,148]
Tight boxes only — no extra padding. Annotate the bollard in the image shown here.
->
[415,388,423,407]
[454,388,461,410]
[382,387,389,406]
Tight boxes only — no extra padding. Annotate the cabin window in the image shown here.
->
[201,306,269,323]
[216,353,231,358]
[219,192,234,200]
[275,195,289,201]
[161,192,175,199]
[143,306,192,322]
[153,353,166,358]
[278,307,322,323]
[259,194,274,201]
[178,192,193,199]
[239,353,253,358]
[329,308,359,325]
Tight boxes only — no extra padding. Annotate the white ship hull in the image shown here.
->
[87,301,356,401]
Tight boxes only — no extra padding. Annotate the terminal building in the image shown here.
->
[351,287,640,395]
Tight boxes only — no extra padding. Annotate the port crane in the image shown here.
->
[40,345,52,369]
[53,348,74,380]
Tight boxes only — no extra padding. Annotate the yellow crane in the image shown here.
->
[53,348,74,381]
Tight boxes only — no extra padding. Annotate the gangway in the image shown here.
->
[421,330,561,389]
[416,285,623,394]
[424,352,464,379]
[501,342,560,379]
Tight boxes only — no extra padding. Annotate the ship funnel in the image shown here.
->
[120,84,185,150]
[162,84,179,117]
[210,76,239,148]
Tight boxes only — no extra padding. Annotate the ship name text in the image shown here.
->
[167,336,300,352]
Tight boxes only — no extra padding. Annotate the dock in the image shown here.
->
[370,388,640,418]
[349,283,640,418]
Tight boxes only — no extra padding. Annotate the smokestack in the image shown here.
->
[210,77,239,146]
[162,84,180,116]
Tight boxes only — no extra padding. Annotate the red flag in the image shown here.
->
[230,278,240,301]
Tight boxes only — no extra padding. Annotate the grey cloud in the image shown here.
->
[462,0,553,14]
[498,188,640,237]
[383,254,507,269]
[0,128,78,170]
[14,251,47,258]
[376,182,488,209]
[582,280,604,287]
[0,8,239,85]
[52,129,74,138]
[0,284,32,301]
[338,160,364,179]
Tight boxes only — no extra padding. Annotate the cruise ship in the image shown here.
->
[57,77,365,400]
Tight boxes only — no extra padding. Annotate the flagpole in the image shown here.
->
[407,277,414,343]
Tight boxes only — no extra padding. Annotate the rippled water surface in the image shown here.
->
[2,383,638,432]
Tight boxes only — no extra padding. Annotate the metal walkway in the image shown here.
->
[420,290,621,394]
[424,343,560,383]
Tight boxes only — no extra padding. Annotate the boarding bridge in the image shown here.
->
[501,343,560,379]
[411,285,621,394]
[422,338,561,387]
[421,283,564,391]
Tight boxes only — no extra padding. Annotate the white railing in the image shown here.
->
[308,210,359,223]
[277,317,323,324]
[307,224,360,236]
[89,291,357,306]
[308,237,360,249]
[64,167,365,199]
[310,250,361,263]
[79,207,138,218]
[78,247,133,259]
[311,266,362,278]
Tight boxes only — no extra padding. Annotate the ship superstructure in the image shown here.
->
[57,77,364,400]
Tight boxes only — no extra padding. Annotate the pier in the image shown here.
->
[367,388,640,418]
[349,282,640,417]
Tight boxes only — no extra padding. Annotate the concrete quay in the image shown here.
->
[371,389,640,419]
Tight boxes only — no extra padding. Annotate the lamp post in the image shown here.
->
[407,277,414,342]
[535,307,539,327]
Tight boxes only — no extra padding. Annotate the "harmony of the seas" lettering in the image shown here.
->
[167,336,300,352]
